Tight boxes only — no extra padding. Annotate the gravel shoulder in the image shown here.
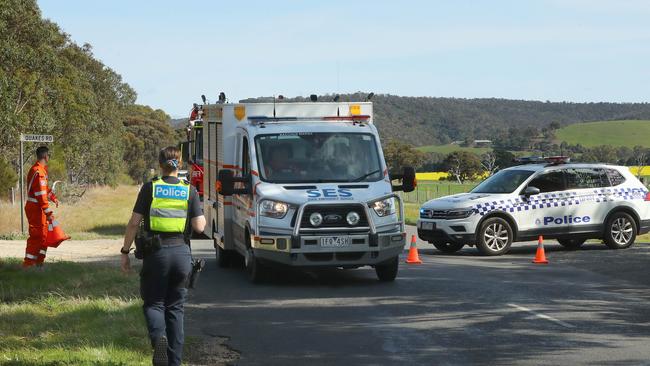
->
[0,239,123,265]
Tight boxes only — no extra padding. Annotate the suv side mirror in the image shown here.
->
[391,166,417,193]
[217,169,251,196]
[523,186,540,197]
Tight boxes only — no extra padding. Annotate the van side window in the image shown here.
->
[242,137,250,177]
[527,170,565,193]
[565,168,609,189]
[606,168,626,186]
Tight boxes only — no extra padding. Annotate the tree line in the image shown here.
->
[0,0,179,195]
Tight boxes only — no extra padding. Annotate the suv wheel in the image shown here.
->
[557,238,586,250]
[476,217,513,256]
[432,242,465,254]
[604,212,637,249]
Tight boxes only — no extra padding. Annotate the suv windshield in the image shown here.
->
[255,132,383,183]
[471,169,535,194]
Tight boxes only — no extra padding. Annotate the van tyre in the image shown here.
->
[432,242,465,254]
[476,217,513,256]
[558,238,585,250]
[604,212,637,249]
[215,244,231,268]
[375,256,399,282]
[245,243,268,283]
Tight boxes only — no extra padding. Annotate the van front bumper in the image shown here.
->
[252,231,406,267]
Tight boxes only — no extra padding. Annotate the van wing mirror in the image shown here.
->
[524,186,540,197]
[390,166,416,193]
[217,169,251,196]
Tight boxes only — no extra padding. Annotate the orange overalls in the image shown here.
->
[23,161,58,267]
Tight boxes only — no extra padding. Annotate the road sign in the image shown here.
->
[21,134,54,143]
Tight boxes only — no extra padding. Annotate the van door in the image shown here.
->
[232,134,253,248]
[516,169,572,236]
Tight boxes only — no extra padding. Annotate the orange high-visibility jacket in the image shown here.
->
[26,162,56,216]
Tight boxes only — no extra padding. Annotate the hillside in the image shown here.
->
[555,120,650,148]
[240,93,650,147]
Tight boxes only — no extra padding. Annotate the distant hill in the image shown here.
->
[241,93,650,146]
[169,118,188,130]
[555,120,650,148]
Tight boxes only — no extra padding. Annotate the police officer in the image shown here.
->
[121,146,205,366]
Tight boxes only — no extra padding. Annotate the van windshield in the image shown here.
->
[255,133,383,183]
[471,169,535,194]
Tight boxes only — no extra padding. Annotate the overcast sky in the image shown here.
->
[39,0,650,117]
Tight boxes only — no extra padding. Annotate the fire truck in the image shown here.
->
[181,105,204,199]
[200,97,415,283]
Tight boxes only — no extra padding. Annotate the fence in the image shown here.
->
[401,181,477,204]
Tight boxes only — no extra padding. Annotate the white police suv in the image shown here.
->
[417,157,650,256]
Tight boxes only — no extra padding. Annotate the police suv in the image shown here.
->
[417,157,650,256]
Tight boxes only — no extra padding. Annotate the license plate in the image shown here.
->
[320,236,350,247]
[421,222,436,230]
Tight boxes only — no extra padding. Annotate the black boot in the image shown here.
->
[152,336,168,366]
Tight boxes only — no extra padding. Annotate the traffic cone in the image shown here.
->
[46,220,71,248]
[406,235,422,264]
[532,235,548,264]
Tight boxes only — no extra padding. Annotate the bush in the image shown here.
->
[0,158,18,199]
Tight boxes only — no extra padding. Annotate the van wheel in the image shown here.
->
[245,238,267,283]
[558,238,585,250]
[432,242,465,253]
[476,217,513,256]
[604,212,637,249]
[375,256,399,282]
[215,244,231,268]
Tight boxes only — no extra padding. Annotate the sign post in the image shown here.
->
[19,134,54,234]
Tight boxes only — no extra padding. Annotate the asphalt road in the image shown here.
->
[186,228,650,366]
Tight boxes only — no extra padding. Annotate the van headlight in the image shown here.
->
[259,200,289,219]
[371,197,396,217]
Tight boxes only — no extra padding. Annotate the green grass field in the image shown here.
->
[0,185,138,240]
[415,144,491,155]
[555,120,650,148]
[0,259,151,365]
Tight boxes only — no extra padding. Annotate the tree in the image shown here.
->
[493,148,515,170]
[382,139,427,173]
[0,157,18,198]
[443,151,482,183]
[480,152,498,176]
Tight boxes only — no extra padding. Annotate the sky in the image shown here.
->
[38,0,650,118]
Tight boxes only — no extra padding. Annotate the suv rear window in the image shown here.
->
[565,168,609,189]
[605,168,626,186]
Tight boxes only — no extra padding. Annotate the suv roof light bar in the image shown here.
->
[513,156,571,166]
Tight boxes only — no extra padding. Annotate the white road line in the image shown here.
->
[507,303,576,329]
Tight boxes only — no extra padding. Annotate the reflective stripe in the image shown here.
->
[150,208,187,218]
[25,254,38,260]
[44,208,52,214]
[27,197,38,203]
[34,190,47,196]
[39,249,47,255]
[40,180,47,185]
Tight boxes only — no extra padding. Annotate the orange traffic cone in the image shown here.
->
[46,220,71,248]
[532,235,548,264]
[406,235,423,264]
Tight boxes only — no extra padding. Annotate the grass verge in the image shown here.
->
[0,185,139,240]
[0,258,151,365]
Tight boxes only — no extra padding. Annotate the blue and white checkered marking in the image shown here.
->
[474,188,648,216]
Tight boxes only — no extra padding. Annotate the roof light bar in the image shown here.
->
[248,115,370,123]
[513,156,571,165]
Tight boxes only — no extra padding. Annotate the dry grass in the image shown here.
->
[0,185,139,240]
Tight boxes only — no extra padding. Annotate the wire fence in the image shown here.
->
[401,181,477,204]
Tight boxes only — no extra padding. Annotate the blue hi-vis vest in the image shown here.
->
[150,179,190,233]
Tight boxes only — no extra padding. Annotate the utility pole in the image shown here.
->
[19,135,24,233]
